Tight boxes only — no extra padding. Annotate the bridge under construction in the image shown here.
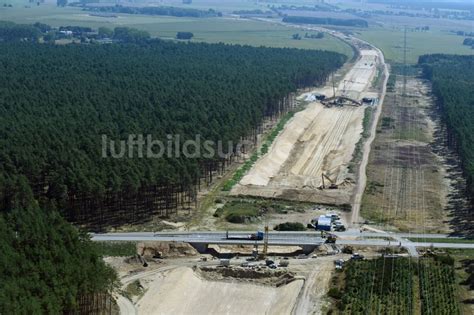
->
[91,231,474,256]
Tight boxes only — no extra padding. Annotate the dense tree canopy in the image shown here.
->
[0,21,41,41]
[0,40,345,223]
[419,54,474,202]
[0,194,116,313]
[176,31,194,40]
[82,5,221,18]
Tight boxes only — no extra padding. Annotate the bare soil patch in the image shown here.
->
[136,267,303,315]
[232,50,382,207]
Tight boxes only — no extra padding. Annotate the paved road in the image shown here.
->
[91,231,473,250]
[92,231,325,246]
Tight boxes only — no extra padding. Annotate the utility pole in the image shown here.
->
[403,26,408,97]
[263,224,269,259]
[331,72,336,98]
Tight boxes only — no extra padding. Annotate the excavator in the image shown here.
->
[320,173,338,190]
[318,168,354,190]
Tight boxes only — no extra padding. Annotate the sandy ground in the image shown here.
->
[136,267,303,315]
[292,259,334,315]
[232,49,381,205]
[239,103,364,189]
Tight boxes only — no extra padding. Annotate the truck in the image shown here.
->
[226,231,264,241]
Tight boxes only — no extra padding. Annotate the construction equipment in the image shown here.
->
[319,169,354,190]
[324,232,337,244]
[321,95,362,108]
[321,173,338,189]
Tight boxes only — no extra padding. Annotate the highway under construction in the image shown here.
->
[96,24,473,315]
[231,45,384,206]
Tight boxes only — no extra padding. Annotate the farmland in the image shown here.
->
[0,5,353,56]
[357,27,474,64]
[329,256,461,314]
[328,0,474,63]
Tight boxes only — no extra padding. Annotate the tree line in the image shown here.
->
[0,40,346,228]
[81,5,222,18]
[0,21,41,41]
[463,38,474,49]
[419,54,474,212]
[282,16,369,28]
[0,21,151,43]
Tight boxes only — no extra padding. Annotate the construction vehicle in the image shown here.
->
[324,233,337,244]
[226,231,264,240]
[321,173,338,189]
[334,224,346,232]
[319,170,354,190]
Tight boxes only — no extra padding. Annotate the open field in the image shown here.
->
[159,0,262,13]
[231,48,382,206]
[356,27,474,64]
[0,5,353,56]
[361,75,464,233]
[271,0,474,64]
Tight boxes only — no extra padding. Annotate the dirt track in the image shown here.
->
[351,43,389,226]
[232,49,382,206]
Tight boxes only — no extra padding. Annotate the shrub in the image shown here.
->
[434,254,455,266]
[274,222,306,231]
[176,31,194,40]
[328,288,343,300]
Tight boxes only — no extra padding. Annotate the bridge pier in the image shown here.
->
[189,243,208,254]
[301,245,318,254]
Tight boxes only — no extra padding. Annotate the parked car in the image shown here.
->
[351,253,365,260]
[265,259,275,266]
[334,259,345,270]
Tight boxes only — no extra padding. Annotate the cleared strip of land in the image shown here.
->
[232,49,382,205]
[361,75,469,233]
